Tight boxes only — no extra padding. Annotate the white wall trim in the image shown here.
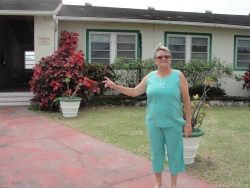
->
[55,16,250,30]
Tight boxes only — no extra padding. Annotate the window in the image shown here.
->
[25,51,35,69]
[90,34,110,64]
[87,30,139,64]
[166,32,211,66]
[168,36,185,65]
[117,34,136,59]
[191,38,208,60]
[235,36,250,70]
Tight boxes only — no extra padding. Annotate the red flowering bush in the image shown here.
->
[29,30,99,109]
[242,65,250,90]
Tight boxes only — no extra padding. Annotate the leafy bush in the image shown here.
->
[111,57,156,87]
[84,62,117,95]
[29,30,99,110]
[189,85,227,98]
[172,57,241,88]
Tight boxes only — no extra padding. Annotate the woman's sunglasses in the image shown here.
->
[156,55,171,59]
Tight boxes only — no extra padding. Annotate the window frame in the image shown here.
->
[86,29,141,64]
[234,35,250,71]
[165,32,212,65]
[24,50,35,69]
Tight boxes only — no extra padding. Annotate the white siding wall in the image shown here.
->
[57,21,249,97]
[34,16,55,65]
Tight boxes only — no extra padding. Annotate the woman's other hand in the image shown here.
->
[184,124,192,137]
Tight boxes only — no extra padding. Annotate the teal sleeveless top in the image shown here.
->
[146,70,186,127]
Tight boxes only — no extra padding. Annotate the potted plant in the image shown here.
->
[58,75,82,117]
[57,73,99,118]
[58,74,99,117]
[182,77,212,164]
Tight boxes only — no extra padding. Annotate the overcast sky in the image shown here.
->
[62,0,250,15]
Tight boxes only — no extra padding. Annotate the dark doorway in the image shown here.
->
[0,15,34,92]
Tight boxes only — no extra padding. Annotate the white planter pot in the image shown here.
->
[59,97,82,117]
[165,129,204,165]
[183,129,204,164]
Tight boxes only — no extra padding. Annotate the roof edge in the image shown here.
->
[54,2,63,15]
[0,2,63,16]
[56,16,250,30]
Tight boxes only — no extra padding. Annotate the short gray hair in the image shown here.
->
[154,42,172,59]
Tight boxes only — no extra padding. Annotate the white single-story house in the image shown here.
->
[0,0,249,104]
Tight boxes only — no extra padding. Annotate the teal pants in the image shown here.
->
[147,124,185,175]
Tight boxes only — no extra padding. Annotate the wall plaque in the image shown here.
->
[38,37,50,45]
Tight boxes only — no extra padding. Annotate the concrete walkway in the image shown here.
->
[0,106,216,188]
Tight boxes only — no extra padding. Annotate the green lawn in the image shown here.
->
[37,106,250,188]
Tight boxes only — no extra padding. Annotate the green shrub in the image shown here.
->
[172,56,241,88]
[111,57,156,87]
[189,85,227,97]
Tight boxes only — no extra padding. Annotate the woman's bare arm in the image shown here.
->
[102,74,149,97]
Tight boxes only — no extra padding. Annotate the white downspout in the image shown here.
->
[53,14,59,51]
[53,2,62,51]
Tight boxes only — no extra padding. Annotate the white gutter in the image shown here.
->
[56,16,250,30]
[54,3,63,15]
[0,10,58,16]
[53,15,59,51]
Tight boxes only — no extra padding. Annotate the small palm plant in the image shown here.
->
[64,74,82,99]
[183,77,212,131]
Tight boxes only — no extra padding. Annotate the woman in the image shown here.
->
[102,43,192,188]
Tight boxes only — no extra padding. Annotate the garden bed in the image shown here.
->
[87,95,250,107]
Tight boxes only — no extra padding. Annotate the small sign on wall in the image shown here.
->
[38,37,50,45]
